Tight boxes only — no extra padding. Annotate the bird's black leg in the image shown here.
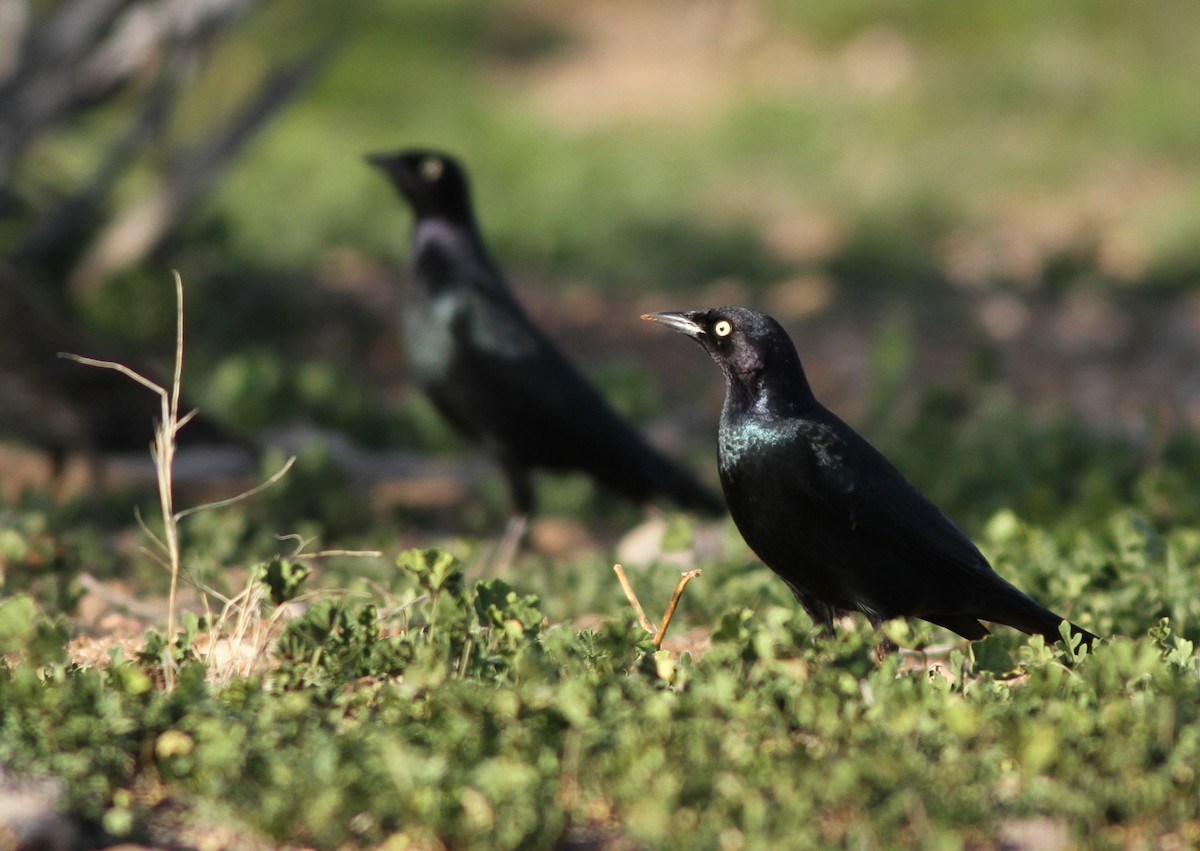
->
[503,458,536,519]
[866,614,900,661]
[874,634,900,661]
[490,459,533,572]
[492,514,527,573]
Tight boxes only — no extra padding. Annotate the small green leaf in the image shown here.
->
[257,557,313,606]
[972,637,1015,674]
[397,547,464,598]
[0,595,36,651]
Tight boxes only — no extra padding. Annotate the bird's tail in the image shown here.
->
[990,589,1099,652]
[593,445,725,517]
[659,467,726,516]
[639,454,726,516]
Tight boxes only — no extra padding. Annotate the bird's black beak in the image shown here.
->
[642,311,704,339]
[363,152,394,170]
[364,151,416,201]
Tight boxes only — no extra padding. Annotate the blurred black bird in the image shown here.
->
[644,305,1097,651]
[366,149,724,535]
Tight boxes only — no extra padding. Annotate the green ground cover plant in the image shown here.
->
[5,4,1200,848]
[5,269,1200,847]
[3,486,1200,848]
[5,271,1200,847]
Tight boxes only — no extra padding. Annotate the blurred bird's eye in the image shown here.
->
[420,157,444,181]
[713,320,733,337]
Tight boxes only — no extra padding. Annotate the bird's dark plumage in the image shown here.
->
[367,149,723,517]
[645,306,1097,650]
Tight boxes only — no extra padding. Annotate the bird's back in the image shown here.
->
[719,399,1037,626]
[406,221,722,514]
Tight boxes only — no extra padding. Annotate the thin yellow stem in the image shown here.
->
[612,564,655,634]
[63,271,300,693]
[158,272,186,691]
[174,455,297,521]
[653,569,702,649]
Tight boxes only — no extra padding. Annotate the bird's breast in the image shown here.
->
[717,415,801,473]
[717,414,840,551]
[403,292,461,386]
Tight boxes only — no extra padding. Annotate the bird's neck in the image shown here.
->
[414,212,481,247]
[411,216,498,280]
[724,363,816,422]
[718,372,815,480]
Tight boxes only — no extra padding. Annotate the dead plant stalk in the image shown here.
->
[60,271,295,690]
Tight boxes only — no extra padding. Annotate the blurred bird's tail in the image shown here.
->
[645,459,726,517]
[593,446,725,517]
[662,472,725,516]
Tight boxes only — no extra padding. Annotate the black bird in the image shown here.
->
[644,306,1097,650]
[366,149,724,528]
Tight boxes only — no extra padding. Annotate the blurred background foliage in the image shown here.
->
[207,0,1200,282]
[2,0,1200,530]
[5,5,1200,846]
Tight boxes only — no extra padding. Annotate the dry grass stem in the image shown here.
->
[653,569,702,649]
[173,455,297,521]
[277,533,384,561]
[613,564,703,647]
[612,564,655,634]
[60,271,295,691]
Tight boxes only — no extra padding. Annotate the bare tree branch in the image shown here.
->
[66,40,334,299]
[18,54,190,264]
[0,0,263,184]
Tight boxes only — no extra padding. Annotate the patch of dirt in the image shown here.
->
[506,0,916,132]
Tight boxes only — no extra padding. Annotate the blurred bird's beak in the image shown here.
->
[642,311,704,339]
[363,152,394,170]
[364,151,417,201]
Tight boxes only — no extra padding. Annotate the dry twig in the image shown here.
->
[60,271,295,690]
[612,564,655,634]
[654,569,702,649]
[612,564,702,649]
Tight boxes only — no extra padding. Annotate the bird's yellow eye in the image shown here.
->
[713,319,733,338]
[420,157,444,181]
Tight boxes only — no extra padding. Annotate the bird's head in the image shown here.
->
[364,148,473,220]
[642,306,812,410]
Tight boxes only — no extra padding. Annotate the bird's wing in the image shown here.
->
[456,270,709,499]
[799,414,998,586]
[460,277,545,362]
[419,233,630,431]
[456,282,642,438]
[414,235,718,510]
